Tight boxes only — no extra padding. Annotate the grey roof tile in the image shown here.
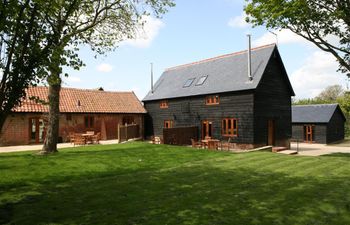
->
[143,44,278,101]
[292,104,340,123]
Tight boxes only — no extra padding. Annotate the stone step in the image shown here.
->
[272,146,288,152]
[278,150,298,155]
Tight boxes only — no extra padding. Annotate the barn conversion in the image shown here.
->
[143,44,295,149]
[0,86,146,146]
[292,104,346,144]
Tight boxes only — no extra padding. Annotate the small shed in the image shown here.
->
[292,104,346,144]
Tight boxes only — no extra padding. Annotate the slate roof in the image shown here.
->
[292,104,345,123]
[143,44,293,101]
[13,86,146,114]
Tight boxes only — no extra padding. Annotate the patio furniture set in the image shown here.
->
[69,131,101,146]
[191,137,234,150]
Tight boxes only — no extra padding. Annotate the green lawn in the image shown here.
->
[1,142,350,225]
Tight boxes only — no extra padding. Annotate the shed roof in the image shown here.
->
[292,104,345,123]
[143,44,293,101]
[13,86,146,114]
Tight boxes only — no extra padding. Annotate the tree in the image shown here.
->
[316,84,344,102]
[0,0,174,153]
[0,1,49,135]
[37,0,174,154]
[245,0,350,76]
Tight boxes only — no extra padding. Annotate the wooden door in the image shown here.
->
[267,120,275,146]
[29,118,46,143]
[202,120,213,139]
[304,125,314,143]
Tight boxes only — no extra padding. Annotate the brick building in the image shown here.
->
[0,86,146,146]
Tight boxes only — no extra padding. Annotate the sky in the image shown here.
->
[62,0,349,100]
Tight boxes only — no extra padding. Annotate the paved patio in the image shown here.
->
[291,141,350,156]
[0,139,120,154]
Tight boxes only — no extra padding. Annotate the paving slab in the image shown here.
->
[0,139,120,154]
[291,142,350,156]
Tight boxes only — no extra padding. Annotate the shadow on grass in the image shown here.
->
[2,164,350,225]
[321,153,350,158]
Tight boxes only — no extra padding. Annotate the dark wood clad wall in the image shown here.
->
[327,108,345,143]
[314,124,327,143]
[292,124,327,144]
[253,51,292,147]
[144,91,255,143]
[292,124,304,141]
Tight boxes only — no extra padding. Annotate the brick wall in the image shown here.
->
[0,113,144,146]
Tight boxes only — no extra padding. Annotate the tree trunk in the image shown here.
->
[40,76,61,154]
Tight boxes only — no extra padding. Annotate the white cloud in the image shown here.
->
[96,63,113,73]
[290,51,346,99]
[253,29,306,47]
[121,16,164,48]
[228,12,250,28]
[65,76,81,83]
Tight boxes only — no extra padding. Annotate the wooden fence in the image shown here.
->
[163,126,198,145]
[118,124,140,143]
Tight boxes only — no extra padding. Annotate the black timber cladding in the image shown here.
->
[254,49,292,146]
[291,104,346,143]
[143,45,295,146]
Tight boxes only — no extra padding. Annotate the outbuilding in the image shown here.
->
[292,104,346,144]
[0,86,146,146]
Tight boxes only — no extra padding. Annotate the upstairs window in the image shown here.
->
[183,78,195,88]
[205,95,220,105]
[222,118,238,137]
[160,100,168,109]
[196,75,208,86]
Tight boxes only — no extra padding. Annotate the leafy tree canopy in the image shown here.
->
[245,0,350,76]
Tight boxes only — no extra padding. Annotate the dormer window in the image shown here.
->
[160,100,168,109]
[183,78,195,88]
[196,75,208,86]
[205,95,219,105]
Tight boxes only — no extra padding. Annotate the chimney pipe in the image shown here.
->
[151,63,154,94]
[247,34,252,81]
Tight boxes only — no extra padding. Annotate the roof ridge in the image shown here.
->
[29,86,134,94]
[165,44,276,72]
[293,103,338,107]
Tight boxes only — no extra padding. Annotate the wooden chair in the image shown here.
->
[208,140,219,150]
[74,134,86,146]
[92,132,101,144]
[68,132,75,144]
[220,138,232,151]
[191,138,202,149]
[152,136,161,144]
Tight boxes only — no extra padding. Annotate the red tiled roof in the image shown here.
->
[13,86,146,114]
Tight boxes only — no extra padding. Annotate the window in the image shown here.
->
[183,78,195,88]
[160,100,169,109]
[222,118,238,137]
[196,75,208,86]
[205,95,220,105]
[84,116,94,128]
[164,120,173,128]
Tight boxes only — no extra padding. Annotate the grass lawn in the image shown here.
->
[1,142,350,225]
